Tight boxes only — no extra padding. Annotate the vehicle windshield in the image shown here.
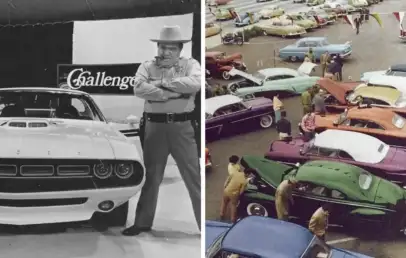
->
[0,90,103,121]
[252,72,267,81]
[303,237,332,258]
[386,70,406,77]
[359,170,373,190]
[335,110,348,125]
[206,231,226,258]
[392,114,406,129]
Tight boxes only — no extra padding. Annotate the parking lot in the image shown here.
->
[206,1,406,257]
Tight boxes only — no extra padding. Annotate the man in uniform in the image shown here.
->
[122,26,201,236]
[306,48,315,63]
[309,203,332,241]
[320,51,330,77]
[301,88,313,115]
[275,178,297,221]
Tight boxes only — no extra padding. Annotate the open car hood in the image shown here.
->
[228,68,262,85]
[298,62,318,76]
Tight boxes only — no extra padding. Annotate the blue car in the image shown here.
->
[206,216,372,258]
[278,37,352,62]
[234,12,261,27]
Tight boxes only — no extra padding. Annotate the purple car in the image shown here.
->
[265,129,406,186]
[206,94,274,140]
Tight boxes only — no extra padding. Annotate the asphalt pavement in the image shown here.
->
[205,1,406,257]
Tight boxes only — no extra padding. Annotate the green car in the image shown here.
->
[228,62,319,99]
[282,14,318,30]
[238,156,406,233]
[307,0,325,6]
[259,22,307,38]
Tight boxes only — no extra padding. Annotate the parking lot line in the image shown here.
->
[326,237,358,245]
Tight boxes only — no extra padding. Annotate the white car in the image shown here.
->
[347,84,406,108]
[361,64,406,82]
[0,87,145,226]
[367,76,406,96]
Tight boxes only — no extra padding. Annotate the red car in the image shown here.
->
[205,51,247,80]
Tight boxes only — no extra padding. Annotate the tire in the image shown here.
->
[260,114,273,128]
[222,71,231,80]
[245,202,271,217]
[290,56,298,62]
[236,38,244,46]
[92,201,129,227]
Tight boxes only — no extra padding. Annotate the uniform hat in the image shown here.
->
[150,26,191,43]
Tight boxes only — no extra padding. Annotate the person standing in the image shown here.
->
[306,48,315,63]
[326,59,339,81]
[220,168,251,222]
[354,15,362,35]
[320,51,330,77]
[309,204,332,241]
[273,94,284,123]
[300,109,316,141]
[275,178,297,221]
[122,26,201,236]
[334,55,343,81]
[228,155,242,176]
[301,88,313,115]
[312,89,327,115]
[276,110,292,141]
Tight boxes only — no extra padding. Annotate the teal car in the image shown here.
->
[238,155,406,234]
[228,62,320,99]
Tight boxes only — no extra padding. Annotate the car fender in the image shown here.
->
[243,191,275,201]
[219,65,233,71]
[350,208,386,216]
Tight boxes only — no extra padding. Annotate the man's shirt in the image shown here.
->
[224,172,247,197]
[133,57,201,113]
[228,163,242,176]
[276,118,291,135]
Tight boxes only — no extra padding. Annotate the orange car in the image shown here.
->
[314,106,406,146]
[317,78,360,113]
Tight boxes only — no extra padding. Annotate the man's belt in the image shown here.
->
[145,112,194,123]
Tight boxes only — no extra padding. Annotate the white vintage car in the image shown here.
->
[367,76,406,96]
[360,64,406,82]
[0,87,145,227]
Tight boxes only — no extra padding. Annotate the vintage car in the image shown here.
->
[280,14,318,30]
[318,78,360,113]
[307,0,325,6]
[228,62,319,99]
[279,37,352,62]
[205,148,212,172]
[258,5,285,19]
[234,12,261,27]
[206,216,372,258]
[348,0,369,8]
[258,20,307,38]
[366,76,406,96]
[0,87,145,227]
[333,3,358,13]
[306,8,337,23]
[205,51,247,80]
[314,107,406,146]
[238,155,406,233]
[293,0,306,2]
[361,64,406,82]
[301,13,328,27]
[316,3,347,16]
[265,129,406,186]
[215,8,235,21]
[205,95,274,139]
[205,23,222,38]
[208,0,232,6]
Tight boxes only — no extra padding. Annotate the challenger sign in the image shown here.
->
[57,64,140,94]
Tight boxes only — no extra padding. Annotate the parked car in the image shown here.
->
[205,51,247,80]
[208,0,232,6]
[234,12,261,27]
[301,13,328,27]
[307,0,325,6]
[293,0,306,3]
[238,155,406,233]
[306,8,337,23]
[346,84,406,108]
[205,23,222,38]
[361,64,406,82]
[280,14,318,30]
[314,106,406,146]
[266,129,406,186]
[258,5,285,19]
[333,3,358,13]
[348,0,368,8]
[367,76,406,96]
[0,87,145,227]
[206,216,373,258]
[228,62,319,99]
[316,3,347,16]
[205,95,274,139]
[215,8,235,21]
[205,147,212,172]
[279,37,352,62]
[258,20,307,37]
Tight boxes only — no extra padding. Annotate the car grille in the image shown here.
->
[21,165,54,177]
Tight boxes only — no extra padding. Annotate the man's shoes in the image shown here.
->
[121,225,151,236]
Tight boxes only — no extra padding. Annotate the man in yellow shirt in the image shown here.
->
[228,155,242,176]
[309,204,332,241]
[275,178,297,221]
[320,51,330,77]
[273,94,284,123]
[301,88,313,115]
[220,168,252,222]
[306,48,315,63]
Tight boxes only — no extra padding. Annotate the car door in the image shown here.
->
[227,103,256,130]
[305,146,340,162]
[205,112,226,139]
[325,188,353,225]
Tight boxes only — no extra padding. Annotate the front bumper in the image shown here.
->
[0,186,141,225]
[341,50,352,58]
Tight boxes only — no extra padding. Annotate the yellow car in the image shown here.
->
[215,8,234,21]
[206,23,222,38]
[280,14,318,30]
[258,5,285,19]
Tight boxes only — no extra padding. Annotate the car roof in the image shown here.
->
[258,67,298,77]
[296,160,373,201]
[347,107,399,126]
[206,95,241,114]
[315,130,387,163]
[298,37,326,43]
[0,87,88,95]
[222,216,314,258]
[354,86,401,105]
[390,64,406,72]
[205,51,224,57]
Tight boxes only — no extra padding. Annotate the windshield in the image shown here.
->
[206,232,226,258]
[359,170,373,190]
[0,91,103,121]
[303,238,331,258]
[335,111,348,125]
[386,70,406,77]
[392,114,406,129]
[252,72,267,81]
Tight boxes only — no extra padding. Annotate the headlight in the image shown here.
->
[115,163,134,179]
[94,163,113,179]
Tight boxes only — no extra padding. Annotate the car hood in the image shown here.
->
[205,220,231,250]
[331,248,373,258]
[374,178,405,205]
[383,147,406,167]
[361,70,386,81]
[0,120,135,160]
[228,68,262,85]
[245,97,273,108]
[298,62,318,75]
[328,43,351,50]
[268,137,304,154]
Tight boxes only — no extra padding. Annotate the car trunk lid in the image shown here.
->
[228,68,262,85]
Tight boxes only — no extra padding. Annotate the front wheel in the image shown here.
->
[260,114,274,128]
[222,71,231,80]
[236,38,244,46]
[289,56,298,62]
